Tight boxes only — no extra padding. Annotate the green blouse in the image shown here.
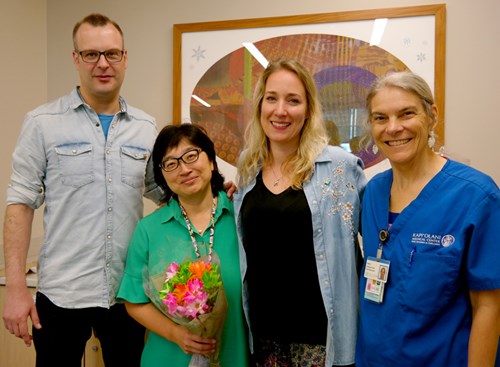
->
[117,191,249,366]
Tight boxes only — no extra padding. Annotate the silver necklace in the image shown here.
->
[270,165,282,187]
[179,197,216,262]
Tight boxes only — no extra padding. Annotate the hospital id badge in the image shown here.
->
[363,257,390,304]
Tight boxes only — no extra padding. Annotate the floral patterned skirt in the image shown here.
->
[252,339,326,367]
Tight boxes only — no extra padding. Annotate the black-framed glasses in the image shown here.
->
[76,49,125,64]
[160,148,202,172]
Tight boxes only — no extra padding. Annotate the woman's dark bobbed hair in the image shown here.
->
[152,123,225,204]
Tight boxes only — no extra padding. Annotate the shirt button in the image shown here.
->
[319,254,324,260]
[324,280,329,285]
[106,150,110,154]
[72,149,77,154]
[108,207,112,212]
[108,178,112,182]
[107,235,111,239]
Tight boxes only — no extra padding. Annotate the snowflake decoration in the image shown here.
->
[192,45,206,62]
[403,37,411,46]
[416,52,426,62]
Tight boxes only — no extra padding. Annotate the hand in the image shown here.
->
[223,181,237,200]
[172,324,216,356]
[3,287,41,347]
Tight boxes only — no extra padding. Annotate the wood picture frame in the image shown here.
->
[172,5,446,171]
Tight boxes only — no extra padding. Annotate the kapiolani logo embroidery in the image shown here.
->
[411,233,456,247]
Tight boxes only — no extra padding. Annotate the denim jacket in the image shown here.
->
[6,88,162,308]
[233,145,366,366]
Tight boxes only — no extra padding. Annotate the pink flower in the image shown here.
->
[181,279,209,318]
[183,300,209,319]
[163,293,179,315]
[165,262,179,282]
[187,278,204,294]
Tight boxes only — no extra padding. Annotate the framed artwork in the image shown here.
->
[173,4,446,177]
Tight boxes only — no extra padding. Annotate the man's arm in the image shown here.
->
[469,288,500,366]
[223,181,237,200]
[2,203,41,347]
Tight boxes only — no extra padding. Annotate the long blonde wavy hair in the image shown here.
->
[236,58,328,189]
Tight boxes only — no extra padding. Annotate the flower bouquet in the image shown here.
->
[145,255,228,367]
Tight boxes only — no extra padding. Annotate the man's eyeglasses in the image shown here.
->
[160,148,202,172]
[76,49,125,64]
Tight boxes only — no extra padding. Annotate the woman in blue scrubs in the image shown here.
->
[356,71,500,366]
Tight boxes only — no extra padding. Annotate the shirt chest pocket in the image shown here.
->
[55,143,94,188]
[121,145,150,188]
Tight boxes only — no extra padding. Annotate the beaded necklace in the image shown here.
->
[179,197,216,262]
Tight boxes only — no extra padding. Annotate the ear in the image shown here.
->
[430,103,439,129]
[72,50,79,68]
[123,49,128,70]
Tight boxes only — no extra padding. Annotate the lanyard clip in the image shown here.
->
[376,229,389,259]
[379,229,389,243]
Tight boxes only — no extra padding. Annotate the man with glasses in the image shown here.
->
[2,13,162,366]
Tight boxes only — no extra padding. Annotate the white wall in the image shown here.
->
[45,0,500,184]
[0,0,47,266]
[2,0,499,265]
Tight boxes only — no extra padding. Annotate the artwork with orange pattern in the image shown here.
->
[191,34,407,168]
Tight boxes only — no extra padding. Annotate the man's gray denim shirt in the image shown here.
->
[233,145,367,366]
[6,88,162,308]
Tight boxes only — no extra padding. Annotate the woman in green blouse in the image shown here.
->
[117,123,249,366]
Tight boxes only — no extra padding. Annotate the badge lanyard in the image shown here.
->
[363,229,391,304]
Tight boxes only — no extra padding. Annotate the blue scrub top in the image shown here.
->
[357,159,500,367]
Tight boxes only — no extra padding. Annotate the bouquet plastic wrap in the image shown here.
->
[145,255,228,366]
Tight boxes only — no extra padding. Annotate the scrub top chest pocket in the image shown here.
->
[398,248,461,316]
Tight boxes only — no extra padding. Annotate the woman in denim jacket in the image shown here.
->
[233,58,366,367]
